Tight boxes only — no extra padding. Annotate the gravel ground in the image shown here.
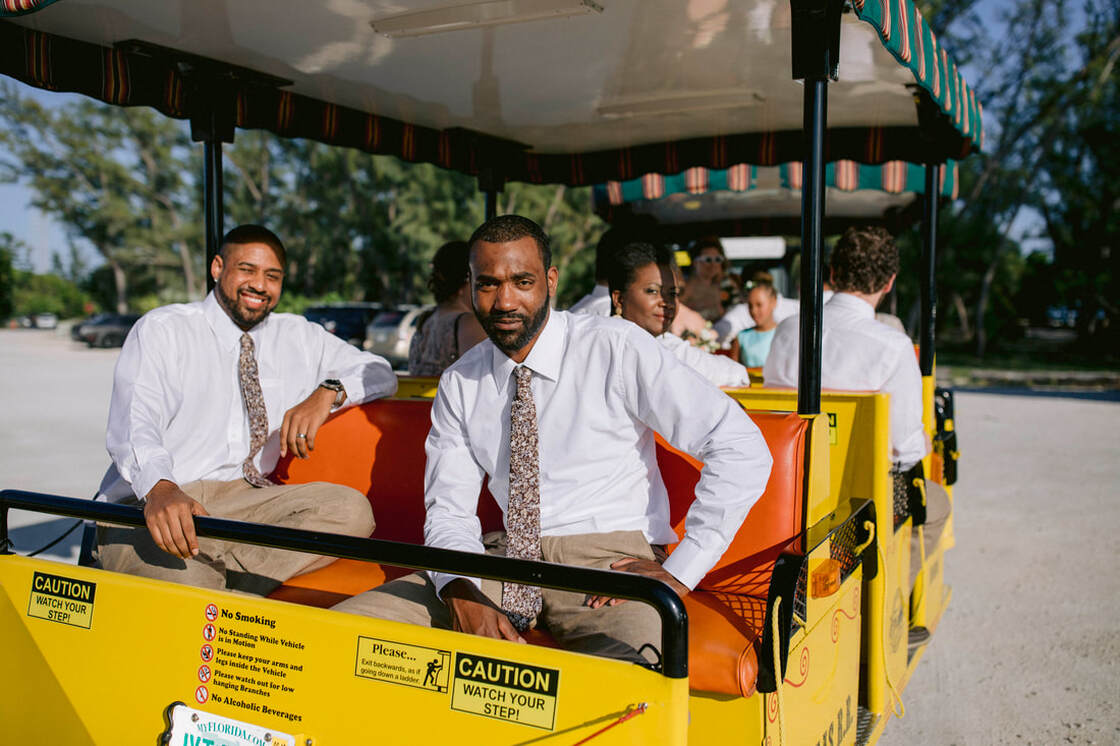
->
[2,328,1118,744]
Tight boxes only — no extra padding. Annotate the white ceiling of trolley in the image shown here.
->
[13,0,921,154]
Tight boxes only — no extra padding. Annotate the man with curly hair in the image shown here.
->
[764,227,949,641]
[764,225,927,466]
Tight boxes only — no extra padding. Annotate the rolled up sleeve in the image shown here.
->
[620,328,773,589]
[315,328,398,407]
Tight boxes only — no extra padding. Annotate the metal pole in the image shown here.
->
[484,188,498,220]
[204,139,224,292]
[797,79,828,416]
[920,164,939,376]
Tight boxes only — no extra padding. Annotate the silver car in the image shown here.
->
[364,305,428,369]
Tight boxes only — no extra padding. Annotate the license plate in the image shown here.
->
[162,703,303,746]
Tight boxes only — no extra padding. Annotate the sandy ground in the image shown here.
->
[1,328,1118,744]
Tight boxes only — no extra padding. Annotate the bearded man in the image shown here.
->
[333,215,772,666]
[96,224,396,594]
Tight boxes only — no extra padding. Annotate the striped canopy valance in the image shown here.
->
[597,161,959,206]
[853,0,983,150]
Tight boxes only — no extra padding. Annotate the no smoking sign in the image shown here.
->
[205,603,219,621]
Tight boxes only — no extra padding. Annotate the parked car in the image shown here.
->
[33,312,59,330]
[365,305,427,369]
[303,303,383,347]
[81,314,140,348]
[71,313,112,341]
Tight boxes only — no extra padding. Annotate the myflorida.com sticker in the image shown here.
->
[450,653,559,730]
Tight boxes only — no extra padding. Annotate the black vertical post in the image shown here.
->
[797,79,828,416]
[204,140,224,292]
[479,165,503,221]
[188,78,235,294]
[790,0,841,417]
[920,163,939,376]
[484,189,498,220]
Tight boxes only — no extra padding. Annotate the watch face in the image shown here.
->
[321,379,344,391]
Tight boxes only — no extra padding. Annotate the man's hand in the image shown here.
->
[587,557,689,609]
[441,579,526,643]
[279,386,339,459]
[144,480,209,559]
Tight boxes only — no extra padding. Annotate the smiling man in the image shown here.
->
[96,224,397,594]
[333,215,772,666]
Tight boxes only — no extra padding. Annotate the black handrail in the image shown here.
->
[0,489,689,678]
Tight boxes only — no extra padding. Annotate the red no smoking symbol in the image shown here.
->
[203,623,216,641]
[198,665,212,683]
[200,644,213,662]
[195,685,209,704]
[205,603,218,621]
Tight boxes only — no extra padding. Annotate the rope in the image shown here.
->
[570,702,647,745]
[25,519,83,557]
[771,596,788,746]
[854,520,876,557]
[874,536,906,719]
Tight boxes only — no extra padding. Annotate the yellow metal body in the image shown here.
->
[725,389,915,727]
[0,554,688,744]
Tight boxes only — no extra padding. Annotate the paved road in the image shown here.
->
[2,329,1117,744]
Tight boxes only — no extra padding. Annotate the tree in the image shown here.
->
[0,83,201,312]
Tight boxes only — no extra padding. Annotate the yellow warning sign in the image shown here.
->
[450,653,558,730]
[354,636,451,693]
[26,571,95,629]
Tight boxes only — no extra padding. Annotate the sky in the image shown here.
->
[0,0,1074,274]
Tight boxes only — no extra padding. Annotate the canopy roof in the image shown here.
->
[1,0,982,185]
[594,160,957,238]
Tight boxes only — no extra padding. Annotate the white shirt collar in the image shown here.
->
[827,292,876,319]
[491,309,566,398]
[203,291,272,352]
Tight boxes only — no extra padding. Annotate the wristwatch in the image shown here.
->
[319,379,346,409]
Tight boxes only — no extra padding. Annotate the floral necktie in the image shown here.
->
[502,365,543,630]
[239,333,272,488]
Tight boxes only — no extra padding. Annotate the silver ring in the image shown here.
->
[296,433,307,439]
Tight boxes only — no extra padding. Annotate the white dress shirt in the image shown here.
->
[658,333,751,388]
[762,292,927,468]
[424,311,772,592]
[98,293,397,502]
[714,295,800,345]
[567,284,612,316]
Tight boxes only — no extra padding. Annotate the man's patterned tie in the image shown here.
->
[501,366,543,631]
[239,333,272,487]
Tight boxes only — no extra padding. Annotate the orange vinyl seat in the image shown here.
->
[269,399,810,698]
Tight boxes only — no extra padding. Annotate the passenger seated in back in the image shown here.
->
[729,273,781,367]
[409,241,488,376]
[608,241,750,387]
[763,226,949,612]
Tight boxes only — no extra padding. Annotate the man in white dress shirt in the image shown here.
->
[97,224,397,594]
[763,226,949,606]
[567,227,627,316]
[334,216,772,665]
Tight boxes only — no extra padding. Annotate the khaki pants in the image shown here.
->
[332,530,664,666]
[910,479,951,589]
[98,479,374,595]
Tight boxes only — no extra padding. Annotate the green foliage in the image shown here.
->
[10,268,91,318]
